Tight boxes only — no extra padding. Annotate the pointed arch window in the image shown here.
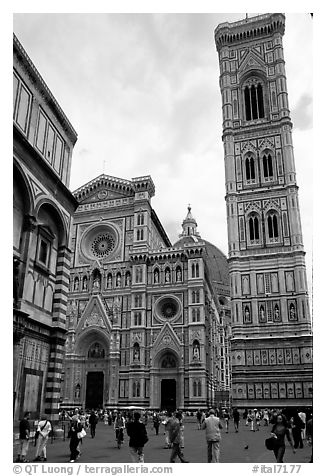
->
[245,154,256,183]
[267,212,279,241]
[244,79,265,121]
[248,214,260,241]
[192,262,200,278]
[263,153,274,180]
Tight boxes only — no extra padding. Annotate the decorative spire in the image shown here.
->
[179,205,201,238]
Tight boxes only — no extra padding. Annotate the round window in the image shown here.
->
[80,223,119,262]
[155,295,181,322]
[91,233,115,258]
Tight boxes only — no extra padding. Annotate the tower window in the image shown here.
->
[245,155,256,181]
[267,213,279,239]
[263,153,273,179]
[244,80,265,121]
[248,215,260,241]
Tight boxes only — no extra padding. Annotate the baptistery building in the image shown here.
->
[62,174,231,410]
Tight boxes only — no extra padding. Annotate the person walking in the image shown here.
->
[163,411,173,449]
[16,411,31,463]
[89,410,98,438]
[68,414,83,463]
[291,414,304,449]
[126,412,148,463]
[196,409,203,430]
[169,412,189,463]
[33,415,52,461]
[176,411,185,450]
[222,409,230,433]
[153,412,161,435]
[233,408,240,433]
[202,408,223,463]
[114,411,126,448]
[270,414,296,463]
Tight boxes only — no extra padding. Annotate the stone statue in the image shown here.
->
[154,269,159,283]
[193,344,200,360]
[107,274,112,289]
[165,269,170,283]
[93,276,100,290]
[176,268,182,282]
[82,276,88,290]
[134,346,140,361]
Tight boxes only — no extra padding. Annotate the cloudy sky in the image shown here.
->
[13,12,313,293]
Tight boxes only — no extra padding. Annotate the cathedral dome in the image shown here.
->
[173,206,230,301]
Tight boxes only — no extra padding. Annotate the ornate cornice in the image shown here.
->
[215,13,285,51]
[13,33,77,144]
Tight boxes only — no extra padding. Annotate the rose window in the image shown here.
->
[154,295,181,322]
[91,233,115,258]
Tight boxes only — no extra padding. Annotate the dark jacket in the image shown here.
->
[126,421,148,448]
[19,418,30,440]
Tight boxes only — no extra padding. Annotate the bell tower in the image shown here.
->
[214,14,312,407]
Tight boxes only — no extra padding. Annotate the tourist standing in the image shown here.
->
[126,412,148,463]
[263,409,269,426]
[104,411,108,425]
[16,411,31,463]
[33,415,52,461]
[298,410,306,440]
[202,408,223,463]
[306,414,313,463]
[233,408,240,433]
[89,410,98,438]
[270,414,295,463]
[169,412,189,463]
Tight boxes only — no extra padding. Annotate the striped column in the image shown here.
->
[44,333,66,421]
[45,245,71,420]
[52,245,71,327]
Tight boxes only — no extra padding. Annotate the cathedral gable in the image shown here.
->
[152,321,182,356]
[73,174,134,205]
[76,294,112,335]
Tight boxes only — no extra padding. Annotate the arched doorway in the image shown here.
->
[159,352,178,411]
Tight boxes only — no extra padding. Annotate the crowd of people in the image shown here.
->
[15,406,312,464]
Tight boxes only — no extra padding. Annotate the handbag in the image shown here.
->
[77,428,86,439]
[265,436,277,450]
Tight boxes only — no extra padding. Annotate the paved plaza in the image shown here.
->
[13,418,312,464]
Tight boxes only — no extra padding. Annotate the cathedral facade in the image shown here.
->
[62,175,231,410]
[215,13,313,408]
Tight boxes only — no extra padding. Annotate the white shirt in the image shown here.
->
[37,420,52,438]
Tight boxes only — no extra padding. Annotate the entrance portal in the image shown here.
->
[85,372,104,409]
[161,379,176,411]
